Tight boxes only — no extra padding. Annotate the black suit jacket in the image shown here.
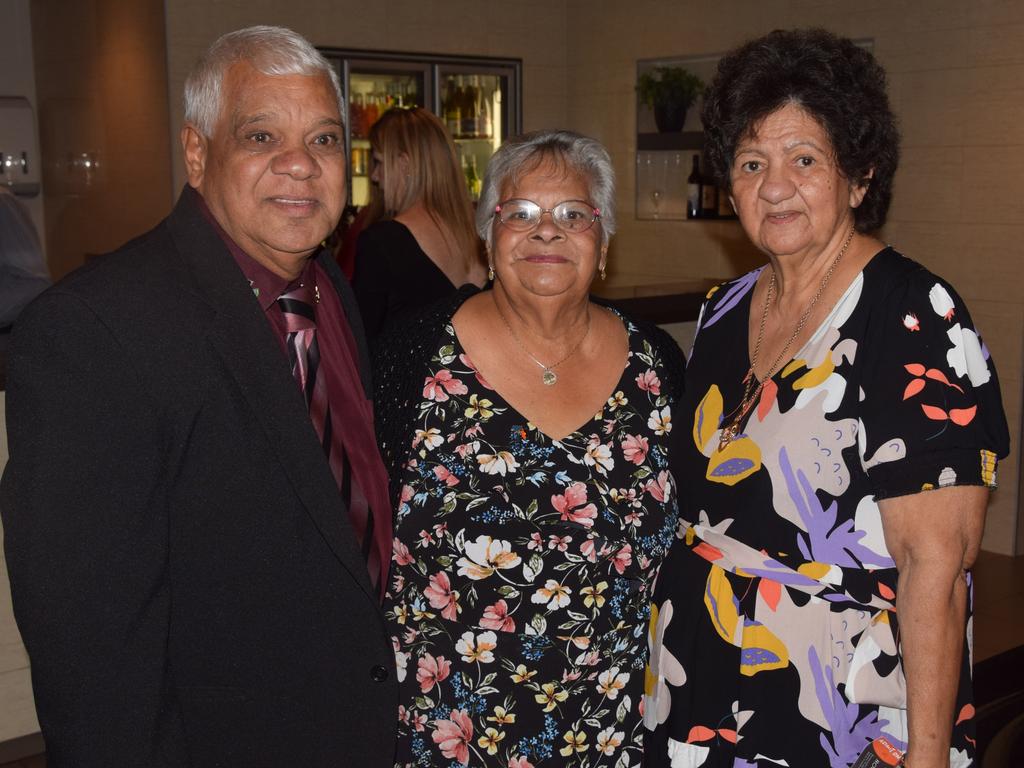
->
[1,190,398,767]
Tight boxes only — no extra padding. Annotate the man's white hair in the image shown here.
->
[184,26,343,136]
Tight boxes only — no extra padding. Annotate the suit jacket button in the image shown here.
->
[370,664,389,682]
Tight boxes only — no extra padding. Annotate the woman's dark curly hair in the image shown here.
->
[701,28,899,232]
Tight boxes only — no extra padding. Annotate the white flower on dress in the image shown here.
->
[648,406,673,435]
[414,427,444,450]
[902,312,920,332]
[455,630,497,663]
[946,324,991,386]
[595,726,625,755]
[596,666,630,699]
[477,451,519,475]
[929,282,956,320]
[531,579,572,609]
[582,435,615,475]
[456,535,522,580]
[392,637,409,682]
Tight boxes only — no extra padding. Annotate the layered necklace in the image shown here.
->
[717,226,856,452]
[493,296,591,386]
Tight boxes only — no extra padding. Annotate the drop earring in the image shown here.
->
[488,265,495,282]
[600,266,607,281]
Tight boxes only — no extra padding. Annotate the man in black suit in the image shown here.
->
[1,26,397,767]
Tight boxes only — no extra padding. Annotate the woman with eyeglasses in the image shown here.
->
[373,129,685,767]
[353,107,486,345]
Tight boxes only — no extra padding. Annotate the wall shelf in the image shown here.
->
[637,131,704,152]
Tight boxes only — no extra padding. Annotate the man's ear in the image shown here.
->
[181,124,208,190]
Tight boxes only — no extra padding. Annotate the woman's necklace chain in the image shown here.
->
[493,296,591,386]
[717,226,856,452]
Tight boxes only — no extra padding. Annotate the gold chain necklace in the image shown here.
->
[717,226,856,452]
[493,296,592,386]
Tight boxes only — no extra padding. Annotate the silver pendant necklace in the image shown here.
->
[493,296,591,386]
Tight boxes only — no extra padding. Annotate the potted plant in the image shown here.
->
[636,66,705,133]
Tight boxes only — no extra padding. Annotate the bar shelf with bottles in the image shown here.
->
[636,149,736,221]
[634,53,736,222]
[320,48,521,209]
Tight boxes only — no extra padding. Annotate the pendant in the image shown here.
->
[542,368,558,386]
[717,424,739,452]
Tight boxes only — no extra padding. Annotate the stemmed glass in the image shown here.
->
[646,155,666,218]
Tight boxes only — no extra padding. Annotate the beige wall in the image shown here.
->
[164,0,569,193]
[31,0,174,279]
[566,0,1024,555]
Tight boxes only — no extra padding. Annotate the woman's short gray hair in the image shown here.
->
[184,26,343,136]
[476,129,616,248]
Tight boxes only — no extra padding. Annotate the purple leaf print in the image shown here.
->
[701,268,764,331]
[779,447,891,569]
[808,646,888,768]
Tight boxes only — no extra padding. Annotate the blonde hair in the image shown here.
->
[365,108,479,272]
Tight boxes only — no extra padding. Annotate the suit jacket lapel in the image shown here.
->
[166,190,376,601]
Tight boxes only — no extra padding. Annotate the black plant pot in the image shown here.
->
[653,100,689,133]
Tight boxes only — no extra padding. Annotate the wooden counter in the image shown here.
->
[591,272,720,324]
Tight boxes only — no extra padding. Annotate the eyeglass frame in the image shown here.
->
[493,198,602,234]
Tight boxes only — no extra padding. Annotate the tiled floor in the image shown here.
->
[1,552,1021,768]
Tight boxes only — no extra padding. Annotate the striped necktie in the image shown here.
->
[277,283,380,593]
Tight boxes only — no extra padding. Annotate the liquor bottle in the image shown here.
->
[700,174,718,219]
[364,94,380,132]
[686,154,701,219]
[464,154,481,201]
[350,93,365,139]
[444,78,460,137]
[469,156,482,200]
[461,77,478,139]
[478,78,493,139]
[453,77,467,138]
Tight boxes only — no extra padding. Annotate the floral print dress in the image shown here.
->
[384,313,681,768]
[644,248,1009,768]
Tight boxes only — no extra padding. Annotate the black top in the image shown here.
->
[353,219,457,343]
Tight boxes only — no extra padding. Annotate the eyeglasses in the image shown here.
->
[494,199,601,234]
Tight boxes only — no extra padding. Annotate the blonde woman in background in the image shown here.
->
[354,107,486,343]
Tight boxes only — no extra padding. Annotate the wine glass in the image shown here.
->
[646,155,665,219]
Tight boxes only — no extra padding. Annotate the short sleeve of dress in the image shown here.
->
[858,260,1010,500]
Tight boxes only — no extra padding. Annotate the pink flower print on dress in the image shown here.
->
[551,481,598,528]
[432,709,473,765]
[480,599,516,632]
[611,544,633,575]
[422,369,469,402]
[393,538,415,566]
[548,534,572,551]
[415,652,451,693]
[423,571,460,620]
[458,353,494,390]
[433,465,460,487]
[621,433,650,465]
[636,368,662,395]
[645,470,673,503]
